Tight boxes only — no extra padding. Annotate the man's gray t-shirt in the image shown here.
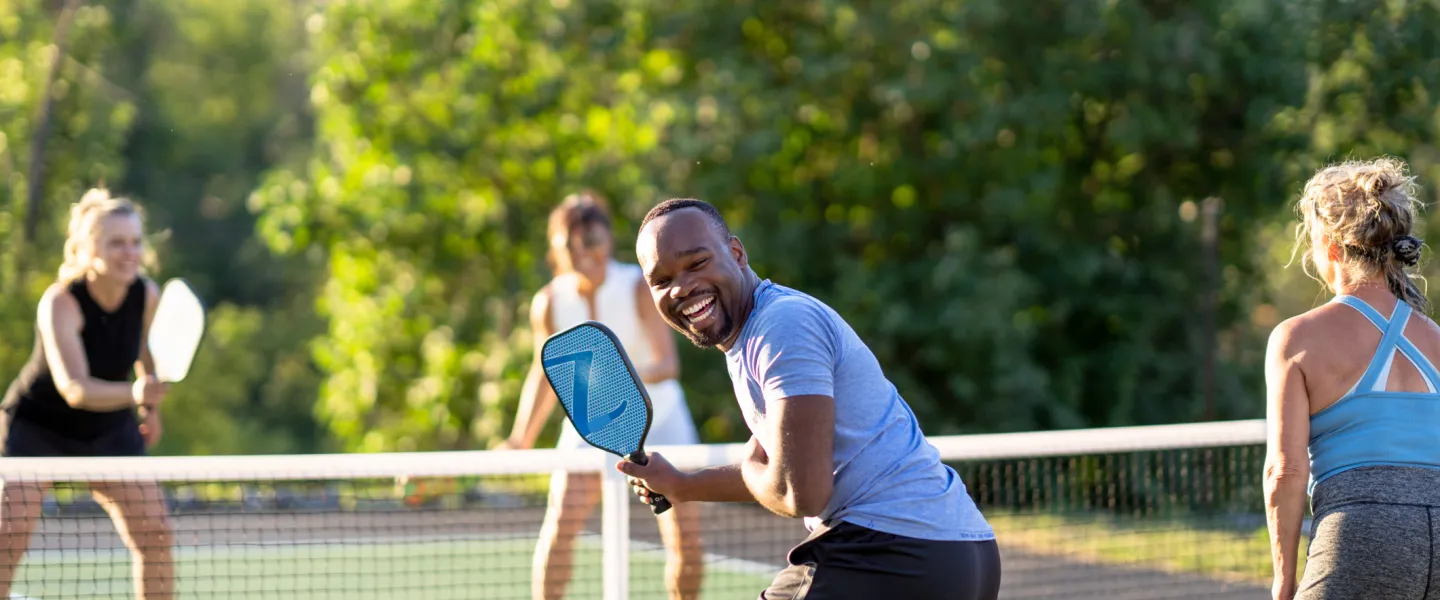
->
[724,280,995,542]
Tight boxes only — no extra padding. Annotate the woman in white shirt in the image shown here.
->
[503,191,703,600]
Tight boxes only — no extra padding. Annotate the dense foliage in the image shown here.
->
[6,0,1440,453]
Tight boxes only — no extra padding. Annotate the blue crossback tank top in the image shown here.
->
[1307,295,1440,493]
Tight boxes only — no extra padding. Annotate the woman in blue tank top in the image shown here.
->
[1266,157,1440,600]
[0,189,175,599]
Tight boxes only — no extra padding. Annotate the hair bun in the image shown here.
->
[1394,235,1423,267]
[1357,170,1396,199]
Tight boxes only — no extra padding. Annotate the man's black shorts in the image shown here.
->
[761,520,1002,600]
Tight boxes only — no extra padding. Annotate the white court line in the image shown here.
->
[625,537,780,577]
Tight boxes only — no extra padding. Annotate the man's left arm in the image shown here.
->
[742,393,834,518]
[739,299,840,518]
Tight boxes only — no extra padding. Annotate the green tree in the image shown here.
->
[256,0,1440,452]
[105,0,326,455]
[149,301,325,455]
[0,0,135,386]
[638,0,1315,436]
[253,0,682,451]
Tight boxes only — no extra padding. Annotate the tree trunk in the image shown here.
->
[20,0,84,257]
[1200,196,1224,421]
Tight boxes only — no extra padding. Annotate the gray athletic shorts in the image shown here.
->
[760,520,1001,600]
[1298,466,1440,600]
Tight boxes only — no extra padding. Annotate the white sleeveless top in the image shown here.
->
[548,261,698,449]
[548,261,658,370]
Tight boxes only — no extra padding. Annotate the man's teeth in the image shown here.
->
[683,297,714,316]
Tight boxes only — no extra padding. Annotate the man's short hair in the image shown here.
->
[640,198,731,239]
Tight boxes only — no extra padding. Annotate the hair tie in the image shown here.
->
[1393,235,1423,267]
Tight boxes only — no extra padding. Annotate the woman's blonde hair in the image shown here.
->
[57,188,146,283]
[1293,157,1428,312]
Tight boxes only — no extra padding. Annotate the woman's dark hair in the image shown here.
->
[546,190,613,272]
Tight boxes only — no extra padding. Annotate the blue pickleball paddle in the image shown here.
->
[540,320,672,514]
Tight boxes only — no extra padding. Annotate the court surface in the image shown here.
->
[9,502,1266,599]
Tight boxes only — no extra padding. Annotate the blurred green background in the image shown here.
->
[4,0,1440,455]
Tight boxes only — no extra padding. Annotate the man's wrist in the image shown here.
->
[668,471,695,504]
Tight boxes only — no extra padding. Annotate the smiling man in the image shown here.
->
[617,198,1002,599]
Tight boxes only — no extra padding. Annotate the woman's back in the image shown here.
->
[1291,288,1440,492]
[1293,288,1440,413]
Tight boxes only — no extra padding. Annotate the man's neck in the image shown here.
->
[717,268,763,352]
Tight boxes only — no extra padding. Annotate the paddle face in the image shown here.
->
[147,278,205,383]
[541,321,671,514]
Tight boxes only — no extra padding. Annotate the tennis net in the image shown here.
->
[0,419,1273,599]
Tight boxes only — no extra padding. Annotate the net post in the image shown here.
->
[601,456,630,600]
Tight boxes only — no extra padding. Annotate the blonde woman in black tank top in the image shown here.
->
[0,189,175,599]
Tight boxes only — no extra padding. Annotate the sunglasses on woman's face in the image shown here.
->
[572,228,610,250]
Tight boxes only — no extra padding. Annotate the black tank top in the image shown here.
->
[1,277,146,440]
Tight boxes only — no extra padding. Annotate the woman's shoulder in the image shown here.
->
[609,260,644,279]
[1268,303,1349,356]
[34,281,83,328]
[138,275,159,297]
[529,282,556,330]
[39,281,80,310]
[531,280,556,307]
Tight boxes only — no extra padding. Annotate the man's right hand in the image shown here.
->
[131,375,168,408]
[617,451,690,505]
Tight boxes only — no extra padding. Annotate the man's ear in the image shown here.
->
[729,236,748,268]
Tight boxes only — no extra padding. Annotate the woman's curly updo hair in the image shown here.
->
[1294,157,1428,312]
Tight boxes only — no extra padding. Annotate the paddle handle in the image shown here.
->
[625,452,673,515]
